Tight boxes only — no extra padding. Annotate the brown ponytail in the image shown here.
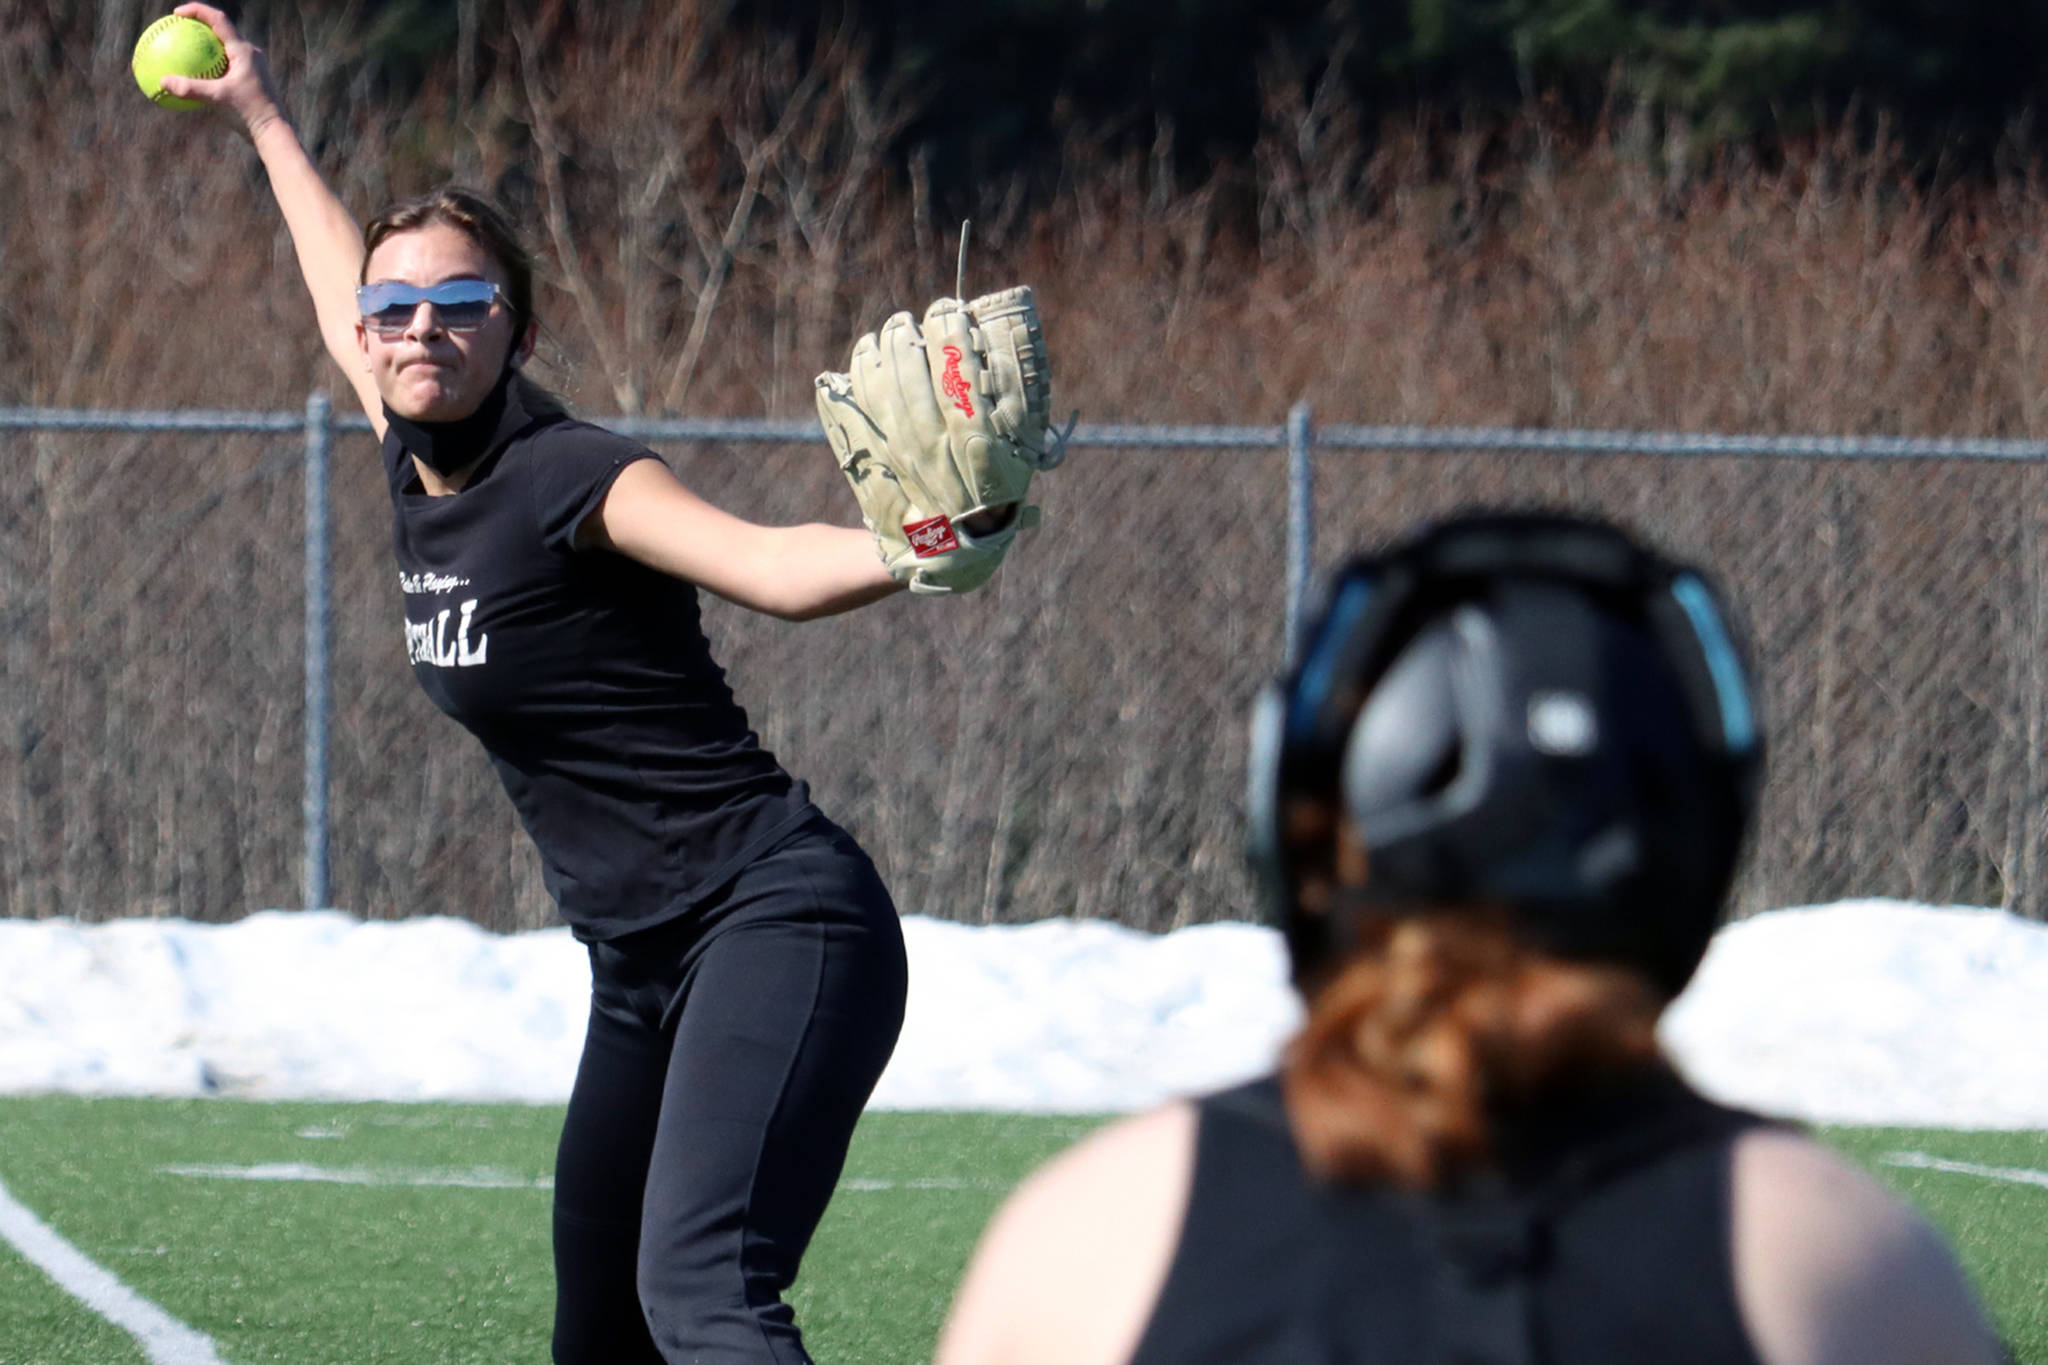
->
[1279,910,1667,1189]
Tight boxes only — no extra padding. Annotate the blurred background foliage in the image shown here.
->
[757,0,2045,195]
[24,3,2048,199]
[12,0,2048,928]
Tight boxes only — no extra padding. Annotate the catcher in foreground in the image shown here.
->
[816,285,1066,594]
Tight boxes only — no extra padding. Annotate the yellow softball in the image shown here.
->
[132,15,228,111]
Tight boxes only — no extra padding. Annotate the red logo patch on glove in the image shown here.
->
[904,515,960,558]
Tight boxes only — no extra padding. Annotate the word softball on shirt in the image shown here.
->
[400,570,488,668]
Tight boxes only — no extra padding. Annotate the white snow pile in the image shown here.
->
[1,901,2043,1128]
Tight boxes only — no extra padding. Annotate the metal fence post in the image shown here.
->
[1286,402,1315,661]
[303,391,332,910]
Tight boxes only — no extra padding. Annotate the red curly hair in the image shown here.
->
[1280,908,1668,1189]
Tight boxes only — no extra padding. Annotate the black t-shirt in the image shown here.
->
[1128,1073,1774,1365]
[382,385,815,939]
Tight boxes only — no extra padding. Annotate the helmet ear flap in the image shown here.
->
[1247,678,1351,985]
[1245,682,1288,922]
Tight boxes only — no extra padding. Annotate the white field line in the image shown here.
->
[1879,1151,2048,1190]
[155,1163,1003,1194]
[158,1162,550,1190]
[0,1172,226,1365]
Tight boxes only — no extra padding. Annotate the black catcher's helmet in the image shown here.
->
[1247,512,1765,997]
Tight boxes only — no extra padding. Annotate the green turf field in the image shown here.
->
[0,1097,2038,1364]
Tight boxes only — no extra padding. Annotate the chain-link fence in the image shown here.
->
[5,401,2047,932]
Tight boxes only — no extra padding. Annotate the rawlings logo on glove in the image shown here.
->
[939,345,976,417]
[814,286,1065,595]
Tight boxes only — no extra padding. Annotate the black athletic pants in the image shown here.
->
[550,815,908,1365]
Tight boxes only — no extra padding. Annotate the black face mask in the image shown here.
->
[383,359,527,479]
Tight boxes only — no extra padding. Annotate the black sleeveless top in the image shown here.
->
[382,386,814,939]
[1129,1073,1775,1365]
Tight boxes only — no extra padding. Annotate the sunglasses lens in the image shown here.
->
[426,281,500,331]
[364,304,416,335]
[435,299,495,331]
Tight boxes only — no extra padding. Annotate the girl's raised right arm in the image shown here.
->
[160,3,385,437]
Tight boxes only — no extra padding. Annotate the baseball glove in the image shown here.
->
[814,286,1064,595]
